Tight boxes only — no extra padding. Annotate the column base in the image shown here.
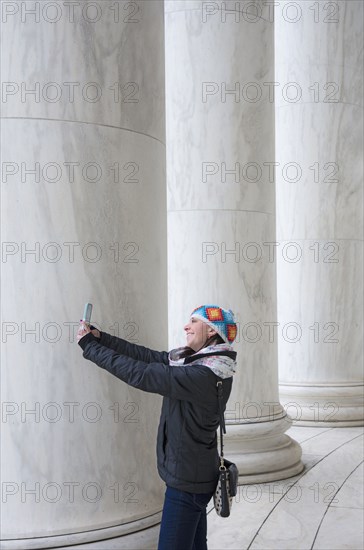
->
[279,382,364,426]
[223,415,304,484]
[0,512,162,550]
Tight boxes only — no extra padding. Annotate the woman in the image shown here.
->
[77,304,237,550]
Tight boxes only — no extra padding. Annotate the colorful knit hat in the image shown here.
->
[190,305,237,344]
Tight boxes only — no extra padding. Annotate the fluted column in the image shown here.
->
[275,0,363,426]
[165,0,303,482]
[1,1,167,548]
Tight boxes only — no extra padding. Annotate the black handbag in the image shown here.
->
[213,380,239,517]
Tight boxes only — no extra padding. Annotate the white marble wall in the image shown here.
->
[1,1,167,547]
[275,0,364,425]
[165,0,303,481]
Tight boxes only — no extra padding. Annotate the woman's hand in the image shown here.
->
[77,322,101,343]
[77,321,91,343]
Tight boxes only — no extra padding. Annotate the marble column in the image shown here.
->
[1,1,167,548]
[275,0,364,426]
[165,0,303,482]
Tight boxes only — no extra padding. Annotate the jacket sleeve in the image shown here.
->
[98,331,169,364]
[78,333,214,403]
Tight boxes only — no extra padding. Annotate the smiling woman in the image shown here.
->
[184,305,237,352]
[77,304,238,550]
[184,317,222,351]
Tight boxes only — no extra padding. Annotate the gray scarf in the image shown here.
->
[168,343,237,379]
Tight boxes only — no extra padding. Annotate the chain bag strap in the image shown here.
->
[213,380,239,517]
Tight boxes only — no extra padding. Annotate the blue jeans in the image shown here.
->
[157,485,215,550]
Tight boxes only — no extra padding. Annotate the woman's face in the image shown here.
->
[184,317,217,352]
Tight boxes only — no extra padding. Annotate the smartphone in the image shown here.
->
[82,303,93,324]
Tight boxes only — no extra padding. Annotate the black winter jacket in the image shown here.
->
[78,330,235,494]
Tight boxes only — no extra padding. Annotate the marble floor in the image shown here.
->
[61,426,363,550]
